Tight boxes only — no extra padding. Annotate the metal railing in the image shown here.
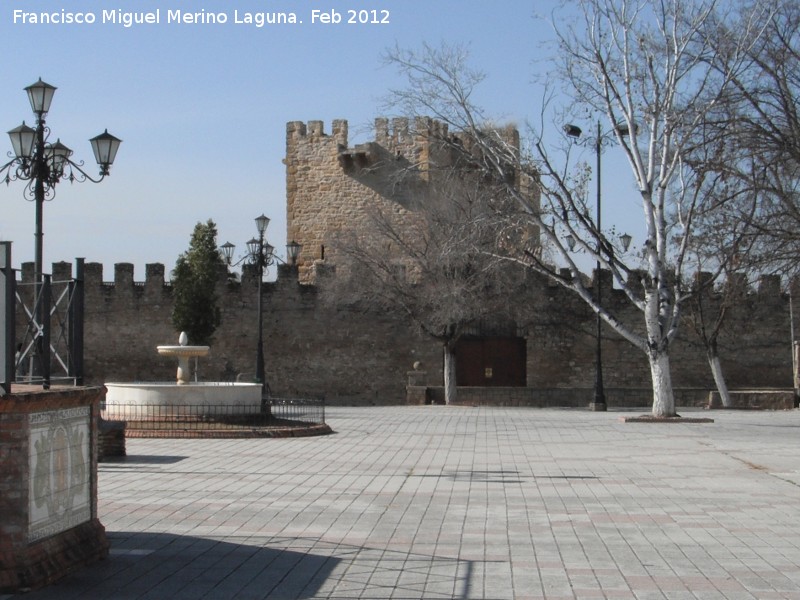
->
[270,397,326,424]
[101,397,326,432]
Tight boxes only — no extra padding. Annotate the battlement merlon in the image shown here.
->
[287,116,454,151]
[287,117,519,163]
[374,117,450,147]
[19,261,303,289]
[286,120,349,148]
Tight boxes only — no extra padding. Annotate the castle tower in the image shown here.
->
[284,117,539,283]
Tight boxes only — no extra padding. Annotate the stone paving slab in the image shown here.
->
[4,406,800,599]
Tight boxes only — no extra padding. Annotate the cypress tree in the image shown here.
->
[171,220,224,345]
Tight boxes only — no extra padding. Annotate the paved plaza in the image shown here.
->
[5,405,800,599]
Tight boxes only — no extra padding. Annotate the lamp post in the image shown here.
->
[564,119,632,411]
[2,78,121,382]
[3,78,122,283]
[221,215,302,402]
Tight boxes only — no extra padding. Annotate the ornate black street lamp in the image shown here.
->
[564,119,632,411]
[3,78,122,283]
[2,78,121,382]
[221,215,301,400]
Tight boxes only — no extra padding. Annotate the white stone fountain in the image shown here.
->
[104,332,261,416]
[157,331,209,385]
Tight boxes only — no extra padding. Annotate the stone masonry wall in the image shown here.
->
[15,261,437,404]
[13,261,798,405]
[285,118,428,283]
[285,117,538,284]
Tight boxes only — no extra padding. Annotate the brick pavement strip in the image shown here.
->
[4,406,800,599]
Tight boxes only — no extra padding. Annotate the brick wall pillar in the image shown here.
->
[0,387,108,592]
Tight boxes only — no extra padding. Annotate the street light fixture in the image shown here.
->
[286,240,302,265]
[564,119,633,411]
[3,78,122,281]
[620,233,633,253]
[221,216,302,402]
[90,130,123,175]
[2,77,121,383]
[26,78,56,116]
[566,233,632,255]
[7,123,35,160]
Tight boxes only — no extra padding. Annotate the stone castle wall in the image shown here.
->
[17,260,436,404]
[14,261,798,405]
[10,116,797,404]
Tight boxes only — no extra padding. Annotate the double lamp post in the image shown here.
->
[221,215,301,400]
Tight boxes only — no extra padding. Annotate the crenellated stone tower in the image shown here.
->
[285,117,538,282]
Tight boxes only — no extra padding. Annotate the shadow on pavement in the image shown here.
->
[101,455,189,465]
[15,531,340,600]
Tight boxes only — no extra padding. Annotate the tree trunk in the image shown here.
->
[443,344,458,405]
[648,349,677,417]
[708,349,732,408]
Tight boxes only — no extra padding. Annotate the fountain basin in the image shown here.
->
[105,382,262,417]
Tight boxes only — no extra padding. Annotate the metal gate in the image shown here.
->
[1,242,84,393]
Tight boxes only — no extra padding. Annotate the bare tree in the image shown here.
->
[322,176,525,405]
[697,0,800,277]
[681,206,761,408]
[671,0,800,404]
[671,111,762,407]
[384,0,768,416]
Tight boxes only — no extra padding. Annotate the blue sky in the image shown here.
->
[1,0,639,279]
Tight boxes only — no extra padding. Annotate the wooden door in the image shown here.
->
[455,337,526,386]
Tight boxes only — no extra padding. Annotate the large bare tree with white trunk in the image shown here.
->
[384,0,769,416]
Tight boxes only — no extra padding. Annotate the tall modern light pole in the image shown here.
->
[2,78,121,382]
[221,215,302,402]
[565,120,632,411]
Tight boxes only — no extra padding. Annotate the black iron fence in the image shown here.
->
[270,397,326,424]
[101,397,326,432]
